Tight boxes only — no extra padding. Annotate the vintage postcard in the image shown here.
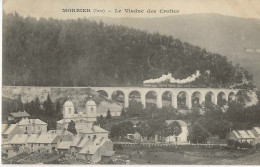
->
[1,0,260,165]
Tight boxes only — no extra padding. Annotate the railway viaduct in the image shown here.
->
[92,87,239,109]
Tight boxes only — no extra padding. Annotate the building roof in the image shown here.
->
[71,136,83,147]
[3,124,18,135]
[252,127,260,135]
[78,137,102,154]
[2,124,8,133]
[231,130,256,140]
[165,120,187,127]
[9,111,30,118]
[57,141,73,150]
[232,131,241,139]
[64,101,74,107]
[77,137,90,148]
[34,133,59,144]
[246,130,256,138]
[9,134,30,144]
[17,119,47,126]
[77,125,108,134]
[238,130,252,139]
[47,130,73,136]
[78,137,111,155]
[26,134,40,143]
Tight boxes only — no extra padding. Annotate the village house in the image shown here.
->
[2,124,25,143]
[17,118,47,134]
[8,111,30,123]
[228,128,260,145]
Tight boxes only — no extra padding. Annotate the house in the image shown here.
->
[2,124,25,143]
[228,130,256,144]
[8,111,30,123]
[4,134,31,158]
[56,141,73,154]
[17,118,47,134]
[31,133,61,154]
[77,137,114,164]
[77,125,109,139]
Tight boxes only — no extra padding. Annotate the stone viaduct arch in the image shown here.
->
[93,87,239,109]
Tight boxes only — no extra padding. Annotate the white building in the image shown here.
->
[57,99,97,130]
[17,118,47,134]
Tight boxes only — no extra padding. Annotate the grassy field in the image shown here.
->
[115,146,260,165]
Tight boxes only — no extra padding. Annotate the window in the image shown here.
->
[91,107,94,112]
[68,108,71,114]
[44,144,48,146]
[6,150,8,153]
[38,150,40,153]
[25,127,27,130]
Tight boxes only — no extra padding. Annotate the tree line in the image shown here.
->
[2,12,255,89]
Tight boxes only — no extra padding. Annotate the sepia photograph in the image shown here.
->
[1,0,260,165]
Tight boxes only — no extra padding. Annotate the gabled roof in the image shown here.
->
[238,130,252,139]
[34,133,59,144]
[57,141,73,150]
[77,137,90,148]
[246,130,256,138]
[165,120,187,127]
[232,131,241,139]
[3,124,18,135]
[231,130,256,139]
[9,134,30,144]
[17,119,47,126]
[26,134,40,143]
[2,124,8,133]
[78,137,111,155]
[10,111,30,118]
[71,136,82,147]
[252,127,260,135]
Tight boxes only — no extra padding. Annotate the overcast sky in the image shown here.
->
[3,0,260,19]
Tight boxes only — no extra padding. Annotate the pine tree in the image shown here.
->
[106,109,112,119]
[43,94,53,116]
[67,120,77,135]
[55,100,62,119]
[34,96,42,116]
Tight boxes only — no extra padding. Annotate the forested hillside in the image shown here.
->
[2,13,255,89]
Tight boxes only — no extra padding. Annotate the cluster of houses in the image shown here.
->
[2,98,114,164]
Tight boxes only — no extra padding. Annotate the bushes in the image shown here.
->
[228,139,252,149]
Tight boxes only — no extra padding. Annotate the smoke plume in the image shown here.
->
[143,70,201,84]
